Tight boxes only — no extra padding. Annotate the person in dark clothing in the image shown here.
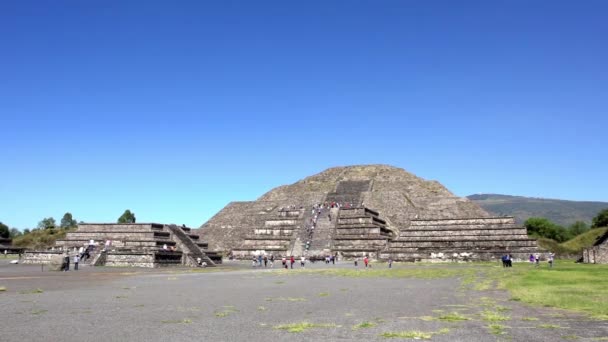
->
[63,254,70,271]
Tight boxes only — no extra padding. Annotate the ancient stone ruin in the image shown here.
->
[23,223,220,268]
[198,165,538,261]
[582,230,608,264]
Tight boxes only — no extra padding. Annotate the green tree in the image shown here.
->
[591,208,608,228]
[569,221,589,236]
[0,222,9,238]
[9,228,22,238]
[23,228,31,235]
[524,217,571,242]
[117,210,136,223]
[37,217,56,230]
[60,212,77,228]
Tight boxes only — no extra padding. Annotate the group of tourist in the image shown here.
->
[353,256,378,268]
[529,252,555,268]
[501,252,557,268]
[250,254,310,269]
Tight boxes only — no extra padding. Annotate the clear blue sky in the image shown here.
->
[1,1,607,230]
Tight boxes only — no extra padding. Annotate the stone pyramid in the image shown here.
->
[198,165,537,261]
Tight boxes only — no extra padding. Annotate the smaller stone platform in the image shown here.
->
[22,223,220,268]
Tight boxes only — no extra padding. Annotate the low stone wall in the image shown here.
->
[22,251,64,265]
[76,224,161,233]
[104,253,156,268]
[583,245,608,264]
[64,231,159,241]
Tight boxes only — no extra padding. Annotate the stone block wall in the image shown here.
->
[583,245,608,264]
[22,251,64,264]
[383,216,538,261]
[105,253,156,268]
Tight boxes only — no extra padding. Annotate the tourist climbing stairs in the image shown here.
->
[307,207,336,256]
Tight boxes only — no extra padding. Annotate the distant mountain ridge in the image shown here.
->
[467,194,608,227]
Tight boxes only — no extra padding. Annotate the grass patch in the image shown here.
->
[31,309,48,315]
[318,292,330,297]
[562,335,580,340]
[19,288,44,294]
[161,318,192,324]
[561,228,608,254]
[381,331,433,339]
[353,321,377,329]
[522,317,539,321]
[257,306,267,311]
[488,324,507,335]
[537,324,564,329]
[495,263,608,319]
[274,281,285,284]
[0,286,6,291]
[214,306,238,317]
[265,297,307,302]
[274,322,337,333]
[437,312,469,322]
[481,310,510,322]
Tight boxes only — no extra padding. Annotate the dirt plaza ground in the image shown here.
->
[1,259,607,341]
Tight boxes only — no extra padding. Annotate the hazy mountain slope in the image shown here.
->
[468,194,608,227]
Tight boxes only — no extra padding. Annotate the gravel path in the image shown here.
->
[1,260,606,341]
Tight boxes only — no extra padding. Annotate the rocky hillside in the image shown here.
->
[468,194,608,227]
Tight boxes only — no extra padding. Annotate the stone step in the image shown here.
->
[398,228,527,236]
[410,218,515,226]
[336,227,383,235]
[392,234,532,241]
[244,235,292,241]
[338,216,386,226]
[401,224,522,231]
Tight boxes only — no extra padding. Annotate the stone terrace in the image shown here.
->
[231,208,304,258]
[380,217,538,262]
[332,207,393,259]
